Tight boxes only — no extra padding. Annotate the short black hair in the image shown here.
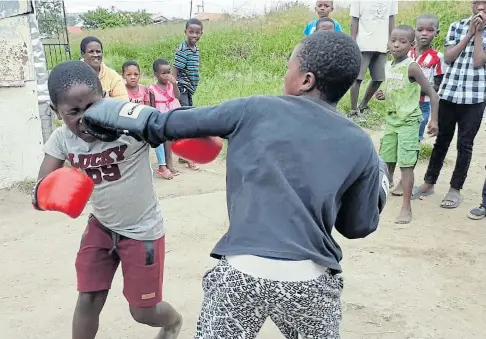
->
[48,60,102,106]
[315,17,335,29]
[80,36,103,54]
[153,58,169,73]
[416,13,439,30]
[122,60,140,73]
[394,24,416,42]
[297,31,360,103]
[186,18,203,30]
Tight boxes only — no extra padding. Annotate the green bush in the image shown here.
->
[67,1,472,128]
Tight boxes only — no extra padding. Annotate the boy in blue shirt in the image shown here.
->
[304,0,342,35]
[83,31,389,338]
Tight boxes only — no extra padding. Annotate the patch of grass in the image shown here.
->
[9,179,36,194]
[419,142,434,162]
[63,1,471,131]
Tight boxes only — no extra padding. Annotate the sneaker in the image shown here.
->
[467,205,486,220]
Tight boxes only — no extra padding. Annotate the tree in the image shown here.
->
[80,7,152,30]
[35,0,65,38]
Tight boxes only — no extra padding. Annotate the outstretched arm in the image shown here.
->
[82,98,250,146]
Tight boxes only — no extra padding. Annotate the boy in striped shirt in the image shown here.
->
[173,18,203,170]
[409,14,445,141]
[173,18,203,107]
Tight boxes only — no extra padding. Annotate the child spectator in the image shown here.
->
[409,14,445,141]
[316,17,336,32]
[349,1,398,118]
[375,25,439,224]
[413,1,486,209]
[150,59,181,180]
[122,61,150,105]
[173,18,203,170]
[304,0,342,35]
[173,18,203,107]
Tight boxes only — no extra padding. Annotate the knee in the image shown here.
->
[457,139,474,152]
[76,291,108,314]
[130,306,157,326]
[371,80,382,86]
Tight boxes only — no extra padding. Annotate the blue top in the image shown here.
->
[174,40,200,94]
[304,18,343,35]
[149,95,381,272]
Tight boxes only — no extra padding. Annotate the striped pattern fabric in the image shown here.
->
[174,40,200,94]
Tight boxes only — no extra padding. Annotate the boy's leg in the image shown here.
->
[416,100,457,197]
[118,236,182,339]
[349,52,371,113]
[359,52,386,111]
[418,102,431,141]
[195,259,268,339]
[155,145,173,180]
[269,271,343,339]
[396,124,420,224]
[73,215,120,339]
[164,142,179,175]
[444,102,486,207]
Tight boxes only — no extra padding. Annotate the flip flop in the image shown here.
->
[411,186,434,200]
[156,168,174,180]
[440,191,463,209]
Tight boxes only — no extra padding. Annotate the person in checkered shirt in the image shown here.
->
[409,14,445,142]
[413,1,486,209]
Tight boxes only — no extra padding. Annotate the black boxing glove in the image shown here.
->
[82,98,171,147]
[378,156,390,213]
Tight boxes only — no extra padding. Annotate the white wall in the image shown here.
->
[0,1,44,189]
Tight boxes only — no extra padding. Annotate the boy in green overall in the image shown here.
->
[375,25,439,224]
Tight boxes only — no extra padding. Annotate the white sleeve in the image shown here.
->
[43,127,68,160]
[350,2,360,18]
[390,1,398,16]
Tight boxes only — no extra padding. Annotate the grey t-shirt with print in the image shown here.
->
[43,125,164,241]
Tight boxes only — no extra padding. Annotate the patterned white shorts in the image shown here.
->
[195,258,343,339]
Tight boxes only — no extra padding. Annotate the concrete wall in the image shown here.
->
[0,1,44,189]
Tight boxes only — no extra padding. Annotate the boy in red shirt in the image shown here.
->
[409,14,445,142]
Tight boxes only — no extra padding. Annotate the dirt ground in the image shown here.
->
[1,123,486,339]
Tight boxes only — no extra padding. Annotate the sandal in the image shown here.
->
[156,168,173,180]
[440,190,463,209]
[411,185,435,200]
[467,205,486,220]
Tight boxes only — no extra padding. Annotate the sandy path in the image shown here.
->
[1,124,485,339]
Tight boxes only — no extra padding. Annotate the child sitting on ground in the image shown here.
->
[409,14,445,142]
[123,60,150,105]
[315,17,336,32]
[150,59,181,180]
[304,0,342,35]
[375,25,439,224]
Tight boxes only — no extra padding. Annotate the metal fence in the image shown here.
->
[34,0,71,69]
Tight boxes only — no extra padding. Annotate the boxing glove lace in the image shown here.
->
[32,167,94,219]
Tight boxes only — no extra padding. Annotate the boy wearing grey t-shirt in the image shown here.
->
[38,61,182,339]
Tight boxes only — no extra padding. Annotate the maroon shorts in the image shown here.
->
[75,215,165,308]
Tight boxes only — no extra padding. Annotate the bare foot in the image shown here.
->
[155,314,183,339]
[391,180,403,196]
[395,207,412,224]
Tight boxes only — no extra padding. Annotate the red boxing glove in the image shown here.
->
[171,137,223,164]
[32,167,94,219]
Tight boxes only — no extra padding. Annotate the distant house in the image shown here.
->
[151,13,168,24]
[194,12,227,21]
[67,26,83,34]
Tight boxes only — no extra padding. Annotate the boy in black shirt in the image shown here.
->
[83,32,388,339]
